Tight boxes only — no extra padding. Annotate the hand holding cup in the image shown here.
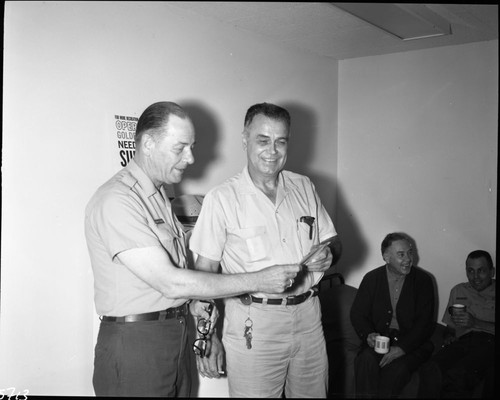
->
[448,304,471,327]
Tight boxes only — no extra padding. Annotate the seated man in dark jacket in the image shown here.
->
[350,232,435,398]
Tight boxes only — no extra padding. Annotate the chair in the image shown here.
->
[319,273,361,398]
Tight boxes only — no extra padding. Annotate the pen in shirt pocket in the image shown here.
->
[299,216,315,240]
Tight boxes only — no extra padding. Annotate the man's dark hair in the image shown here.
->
[135,101,189,145]
[244,102,291,131]
[381,232,411,255]
[466,250,494,270]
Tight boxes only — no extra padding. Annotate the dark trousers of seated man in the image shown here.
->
[417,331,495,398]
[354,342,432,398]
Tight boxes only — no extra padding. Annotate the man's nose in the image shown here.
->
[184,148,194,164]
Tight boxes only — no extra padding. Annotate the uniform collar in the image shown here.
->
[126,159,163,198]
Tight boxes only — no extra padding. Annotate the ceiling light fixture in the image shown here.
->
[332,3,452,41]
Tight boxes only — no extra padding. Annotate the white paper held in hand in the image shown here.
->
[300,236,335,266]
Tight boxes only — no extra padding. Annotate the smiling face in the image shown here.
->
[466,256,494,292]
[383,239,413,276]
[242,114,289,180]
[144,115,195,186]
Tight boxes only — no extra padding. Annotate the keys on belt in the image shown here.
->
[239,286,319,306]
[100,303,188,322]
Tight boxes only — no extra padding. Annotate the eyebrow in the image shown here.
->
[256,134,288,141]
[175,140,196,146]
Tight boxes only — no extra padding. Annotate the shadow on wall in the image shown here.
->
[333,183,369,281]
[176,101,221,195]
[282,101,370,279]
[282,101,337,217]
[282,101,317,178]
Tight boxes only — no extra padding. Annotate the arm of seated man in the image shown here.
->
[451,311,495,331]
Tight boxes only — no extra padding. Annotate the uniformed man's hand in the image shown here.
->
[256,264,301,293]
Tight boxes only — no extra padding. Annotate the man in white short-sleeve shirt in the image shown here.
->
[190,102,342,398]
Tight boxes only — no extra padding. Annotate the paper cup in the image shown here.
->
[448,304,466,316]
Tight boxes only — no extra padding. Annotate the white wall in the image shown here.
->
[336,41,498,321]
[1,2,338,397]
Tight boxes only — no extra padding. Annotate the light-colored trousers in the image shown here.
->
[222,296,328,398]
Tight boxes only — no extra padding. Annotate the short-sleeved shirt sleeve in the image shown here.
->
[92,189,163,259]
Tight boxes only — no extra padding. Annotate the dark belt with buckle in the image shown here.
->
[239,286,319,306]
[100,303,188,322]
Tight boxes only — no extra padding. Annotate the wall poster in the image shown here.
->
[114,114,138,167]
[112,113,176,198]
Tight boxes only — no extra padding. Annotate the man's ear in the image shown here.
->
[382,252,389,264]
[141,132,155,156]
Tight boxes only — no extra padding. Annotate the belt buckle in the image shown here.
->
[240,294,252,305]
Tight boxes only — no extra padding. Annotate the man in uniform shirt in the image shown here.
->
[418,250,495,398]
[189,102,342,397]
[84,101,299,397]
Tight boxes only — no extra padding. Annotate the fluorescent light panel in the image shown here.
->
[333,3,452,41]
